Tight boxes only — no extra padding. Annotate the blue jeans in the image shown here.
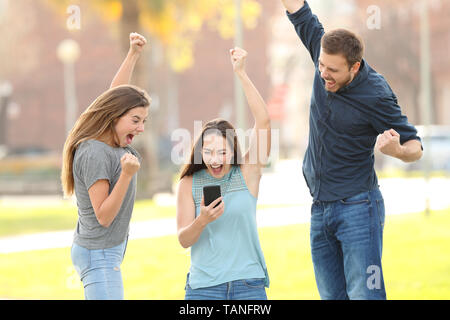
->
[310,188,386,300]
[185,274,267,300]
[71,239,128,300]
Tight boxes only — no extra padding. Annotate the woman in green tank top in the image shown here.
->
[176,48,272,300]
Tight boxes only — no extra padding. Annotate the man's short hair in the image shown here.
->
[321,29,364,68]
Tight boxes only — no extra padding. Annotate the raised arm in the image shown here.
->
[230,48,271,167]
[281,0,305,14]
[110,32,147,88]
[283,0,325,64]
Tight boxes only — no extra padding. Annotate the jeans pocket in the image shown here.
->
[311,201,324,216]
[90,248,106,263]
[71,243,91,277]
[376,199,385,227]
[242,278,265,289]
[340,199,369,205]
[340,192,370,205]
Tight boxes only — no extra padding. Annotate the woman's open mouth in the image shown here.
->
[126,134,134,145]
[210,164,223,175]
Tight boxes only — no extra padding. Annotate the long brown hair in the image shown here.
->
[61,85,151,197]
[179,118,242,180]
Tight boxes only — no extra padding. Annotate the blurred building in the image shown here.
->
[0,0,284,195]
[1,0,448,194]
[0,0,280,155]
[353,0,450,126]
[0,0,123,153]
[175,0,278,144]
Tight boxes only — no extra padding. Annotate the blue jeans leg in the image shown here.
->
[310,201,349,300]
[310,189,386,300]
[71,240,128,300]
[338,190,386,299]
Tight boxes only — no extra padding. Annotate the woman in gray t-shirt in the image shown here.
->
[61,33,150,300]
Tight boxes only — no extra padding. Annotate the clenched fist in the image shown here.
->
[120,152,140,177]
[129,32,147,55]
[376,129,402,158]
[230,47,248,74]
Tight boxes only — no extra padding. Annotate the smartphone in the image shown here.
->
[203,185,222,208]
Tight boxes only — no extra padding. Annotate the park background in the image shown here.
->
[0,0,449,299]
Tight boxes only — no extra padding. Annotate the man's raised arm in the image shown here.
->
[281,0,305,14]
[282,1,324,64]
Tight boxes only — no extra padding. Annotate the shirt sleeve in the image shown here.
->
[286,1,324,65]
[77,145,112,191]
[370,93,423,147]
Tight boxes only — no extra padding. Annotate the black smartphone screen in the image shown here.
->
[203,185,222,207]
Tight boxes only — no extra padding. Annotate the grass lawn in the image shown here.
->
[0,209,449,299]
[0,198,303,237]
[0,200,78,237]
[0,198,175,237]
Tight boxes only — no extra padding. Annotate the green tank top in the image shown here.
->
[188,165,270,289]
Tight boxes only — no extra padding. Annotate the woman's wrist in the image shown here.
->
[235,70,248,80]
[196,213,209,228]
[127,49,141,61]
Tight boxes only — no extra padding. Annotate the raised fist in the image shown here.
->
[120,152,140,177]
[129,32,147,55]
[230,47,248,74]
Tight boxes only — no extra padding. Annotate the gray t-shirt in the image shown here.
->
[72,139,140,249]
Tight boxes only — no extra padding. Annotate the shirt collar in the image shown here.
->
[336,59,369,93]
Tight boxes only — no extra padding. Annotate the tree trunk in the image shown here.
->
[120,0,160,198]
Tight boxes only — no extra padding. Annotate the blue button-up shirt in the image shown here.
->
[287,2,422,201]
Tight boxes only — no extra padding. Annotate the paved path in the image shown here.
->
[0,206,311,254]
